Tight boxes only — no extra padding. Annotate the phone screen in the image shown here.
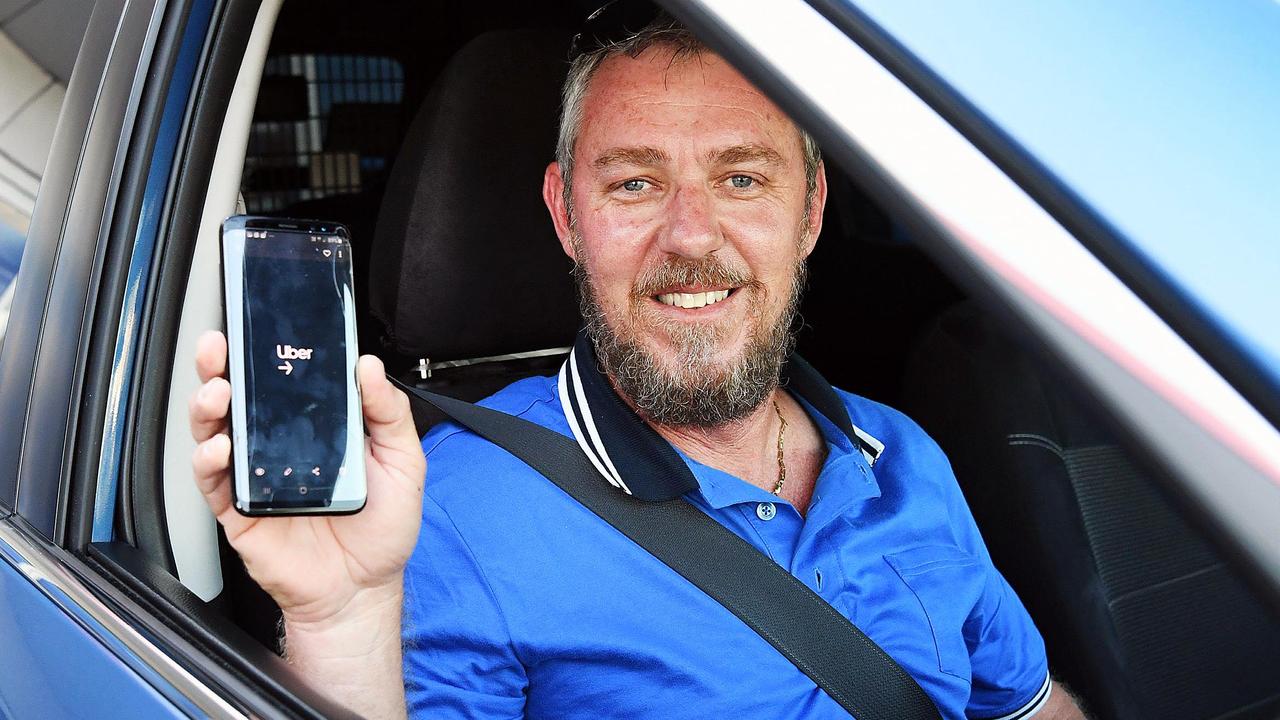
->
[222,217,366,514]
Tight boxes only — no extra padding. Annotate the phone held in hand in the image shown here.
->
[220,215,367,515]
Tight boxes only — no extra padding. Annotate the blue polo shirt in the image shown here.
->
[403,336,1050,719]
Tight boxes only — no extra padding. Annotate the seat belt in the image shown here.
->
[394,379,942,720]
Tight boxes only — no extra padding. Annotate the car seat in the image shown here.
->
[902,301,1280,720]
[368,28,579,435]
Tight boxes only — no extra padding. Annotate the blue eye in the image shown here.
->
[730,175,755,189]
[621,179,648,192]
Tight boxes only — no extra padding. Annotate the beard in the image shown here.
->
[572,238,807,428]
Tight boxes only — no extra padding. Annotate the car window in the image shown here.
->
[0,2,93,347]
[844,0,1280,409]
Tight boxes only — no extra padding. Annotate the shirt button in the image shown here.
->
[756,502,777,521]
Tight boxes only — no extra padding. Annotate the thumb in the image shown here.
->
[358,355,420,455]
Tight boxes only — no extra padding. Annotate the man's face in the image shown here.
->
[544,48,826,426]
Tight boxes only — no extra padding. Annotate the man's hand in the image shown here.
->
[188,330,423,718]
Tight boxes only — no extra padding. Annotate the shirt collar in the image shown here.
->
[557,332,884,502]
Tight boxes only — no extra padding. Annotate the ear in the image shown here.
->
[801,161,828,259]
[543,161,576,260]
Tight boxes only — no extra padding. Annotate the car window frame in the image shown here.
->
[803,0,1280,431]
[0,0,125,517]
[0,0,359,715]
[0,0,263,715]
[50,0,374,714]
[819,0,1280,418]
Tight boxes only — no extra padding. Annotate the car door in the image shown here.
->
[0,0,199,715]
[0,0,354,716]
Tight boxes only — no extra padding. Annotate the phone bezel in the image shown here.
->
[219,215,367,516]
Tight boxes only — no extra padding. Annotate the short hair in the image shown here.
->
[556,14,821,215]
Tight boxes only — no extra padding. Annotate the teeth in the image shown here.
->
[657,290,731,308]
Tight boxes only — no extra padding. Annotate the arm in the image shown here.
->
[189,331,425,718]
[282,584,407,719]
[1040,680,1088,719]
[917,435,1082,720]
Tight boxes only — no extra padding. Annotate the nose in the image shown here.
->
[657,184,723,259]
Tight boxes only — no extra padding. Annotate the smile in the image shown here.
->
[655,289,732,309]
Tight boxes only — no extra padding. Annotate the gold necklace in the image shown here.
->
[771,400,788,495]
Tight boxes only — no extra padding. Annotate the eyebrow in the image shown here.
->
[710,144,786,168]
[592,146,670,170]
[589,143,787,172]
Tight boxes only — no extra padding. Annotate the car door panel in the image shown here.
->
[0,523,183,718]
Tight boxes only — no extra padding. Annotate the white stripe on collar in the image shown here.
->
[853,426,884,467]
[557,351,633,495]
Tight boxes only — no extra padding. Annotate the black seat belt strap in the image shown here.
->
[394,379,941,720]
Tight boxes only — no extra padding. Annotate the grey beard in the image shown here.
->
[573,250,806,428]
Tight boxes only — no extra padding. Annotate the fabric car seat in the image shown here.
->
[368,29,579,435]
[902,301,1280,720]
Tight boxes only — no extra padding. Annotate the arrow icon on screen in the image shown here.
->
[278,360,294,375]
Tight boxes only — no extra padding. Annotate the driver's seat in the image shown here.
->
[369,29,579,435]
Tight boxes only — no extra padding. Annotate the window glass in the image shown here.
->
[847,0,1280,398]
[0,1,94,344]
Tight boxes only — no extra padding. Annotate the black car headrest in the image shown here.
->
[369,29,580,362]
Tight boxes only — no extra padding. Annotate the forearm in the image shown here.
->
[282,583,408,720]
[1040,680,1088,719]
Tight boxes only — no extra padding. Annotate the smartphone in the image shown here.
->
[220,215,366,515]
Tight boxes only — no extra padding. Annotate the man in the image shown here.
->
[189,12,1086,720]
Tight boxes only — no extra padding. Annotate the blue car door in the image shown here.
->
[0,0,220,715]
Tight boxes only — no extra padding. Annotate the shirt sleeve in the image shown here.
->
[402,494,527,719]
[942,457,1052,719]
[963,572,1052,719]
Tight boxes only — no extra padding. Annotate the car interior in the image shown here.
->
[136,1,1280,718]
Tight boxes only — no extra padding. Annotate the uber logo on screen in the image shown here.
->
[276,344,314,375]
[276,344,314,360]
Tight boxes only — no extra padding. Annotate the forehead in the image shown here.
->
[578,47,801,161]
